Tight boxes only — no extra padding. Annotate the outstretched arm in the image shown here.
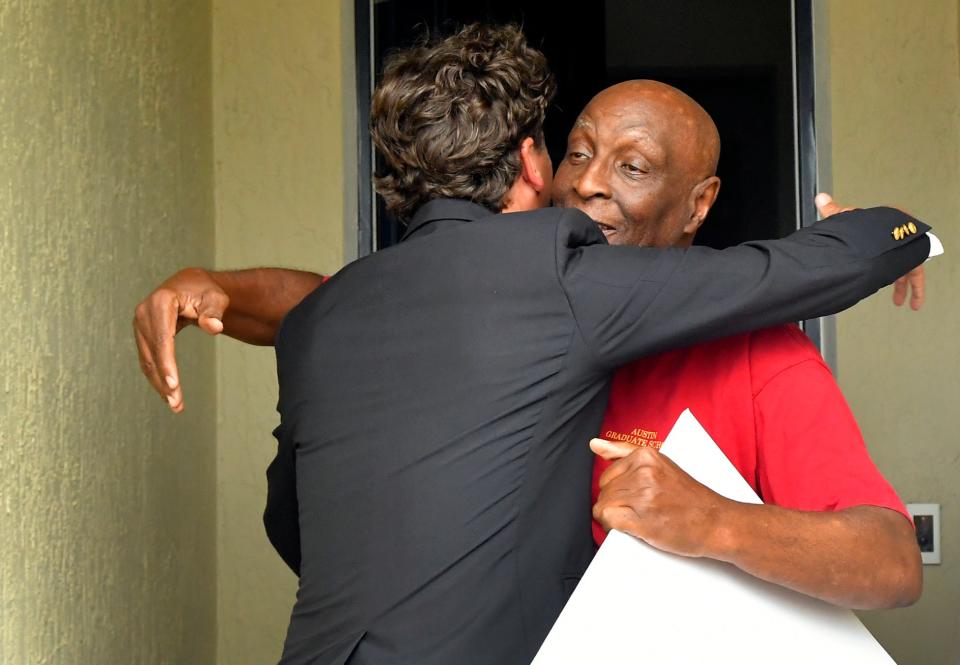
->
[133,267,325,412]
[560,201,934,370]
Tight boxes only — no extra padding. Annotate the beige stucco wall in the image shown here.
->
[0,1,217,663]
[212,1,356,662]
[827,1,960,662]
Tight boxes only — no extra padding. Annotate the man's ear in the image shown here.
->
[518,136,547,193]
[683,176,721,235]
[502,137,551,213]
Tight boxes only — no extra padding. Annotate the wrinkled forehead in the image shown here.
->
[579,87,698,135]
[570,100,669,162]
[575,88,714,170]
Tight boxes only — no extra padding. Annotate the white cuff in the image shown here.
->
[927,232,944,260]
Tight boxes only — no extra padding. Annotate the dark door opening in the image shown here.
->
[359,0,814,249]
[355,0,828,348]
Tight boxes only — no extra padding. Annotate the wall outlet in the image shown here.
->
[906,503,940,565]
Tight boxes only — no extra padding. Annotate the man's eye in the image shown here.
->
[567,151,590,163]
[621,163,646,176]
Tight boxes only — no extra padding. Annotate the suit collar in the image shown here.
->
[401,199,497,241]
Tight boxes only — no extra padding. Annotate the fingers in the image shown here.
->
[592,503,637,534]
[590,437,636,460]
[908,266,925,310]
[166,381,184,413]
[892,275,907,307]
[134,291,185,413]
[134,320,167,397]
[596,445,659,489]
[892,266,925,310]
[152,296,183,411]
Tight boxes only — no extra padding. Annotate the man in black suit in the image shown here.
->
[134,25,934,665]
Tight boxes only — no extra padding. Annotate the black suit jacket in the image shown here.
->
[267,199,930,665]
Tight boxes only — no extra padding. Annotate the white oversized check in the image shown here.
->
[532,409,897,665]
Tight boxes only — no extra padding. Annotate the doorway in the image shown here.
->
[355,0,829,352]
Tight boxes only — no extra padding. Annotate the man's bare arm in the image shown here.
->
[591,441,922,609]
[209,268,325,344]
[133,267,324,412]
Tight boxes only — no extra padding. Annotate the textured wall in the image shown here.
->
[828,1,960,663]
[0,2,216,664]
[212,1,355,663]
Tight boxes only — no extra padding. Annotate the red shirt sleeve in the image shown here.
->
[752,356,911,522]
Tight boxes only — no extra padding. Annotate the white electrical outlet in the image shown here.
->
[906,503,941,565]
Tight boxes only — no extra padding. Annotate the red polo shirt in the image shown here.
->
[592,324,909,546]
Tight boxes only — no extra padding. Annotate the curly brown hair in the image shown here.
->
[370,24,556,221]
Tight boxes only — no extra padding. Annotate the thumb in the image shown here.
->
[196,291,229,335]
[815,192,842,219]
[590,437,636,461]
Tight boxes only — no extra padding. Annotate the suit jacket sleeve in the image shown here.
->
[557,206,932,370]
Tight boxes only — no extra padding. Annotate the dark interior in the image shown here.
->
[370,0,800,250]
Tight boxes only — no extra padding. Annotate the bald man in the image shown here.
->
[555,81,921,609]
[133,81,924,609]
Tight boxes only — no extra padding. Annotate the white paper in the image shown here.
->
[532,409,896,665]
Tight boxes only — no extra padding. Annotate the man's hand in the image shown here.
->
[133,267,326,413]
[590,438,732,558]
[590,436,922,608]
[133,268,229,413]
[815,192,925,310]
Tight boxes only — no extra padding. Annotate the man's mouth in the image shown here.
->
[594,221,617,239]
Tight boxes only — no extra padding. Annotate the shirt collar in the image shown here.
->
[401,199,497,241]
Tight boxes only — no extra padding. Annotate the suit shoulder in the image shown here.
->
[473,207,605,250]
[479,207,564,235]
[275,259,366,351]
[275,286,320,355]
[496,206,595,228]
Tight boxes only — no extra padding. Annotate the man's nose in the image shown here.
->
[574,161,612,200]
